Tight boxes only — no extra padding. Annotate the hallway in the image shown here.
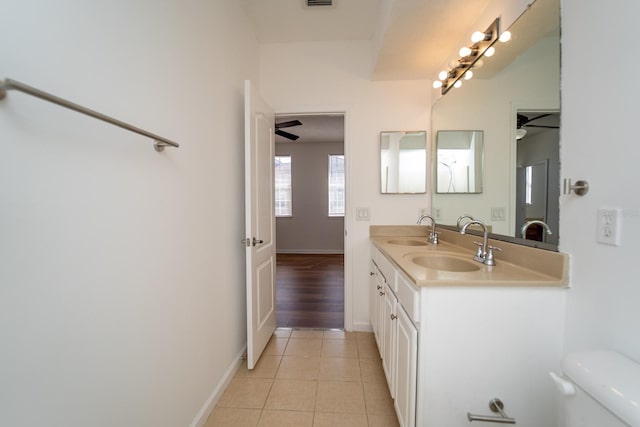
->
[276,254,344,329]
[204,329,399,427]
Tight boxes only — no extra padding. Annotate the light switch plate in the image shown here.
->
[356,207,370,221]
[491,207,506,221]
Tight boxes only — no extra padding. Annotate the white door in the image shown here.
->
[244,80,277,369]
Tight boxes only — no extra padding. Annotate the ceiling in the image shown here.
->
[275,114,345,144]
[245,0,495,81]
[249,1,558,142]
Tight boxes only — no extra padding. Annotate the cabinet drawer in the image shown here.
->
[397,270,420,323]
[375,251,396,292]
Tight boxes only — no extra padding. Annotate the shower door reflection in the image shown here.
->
[436,130,484,193]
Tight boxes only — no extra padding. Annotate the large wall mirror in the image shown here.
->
[436,130,484,194]
[380,131,427,194]
[431,0,560,250]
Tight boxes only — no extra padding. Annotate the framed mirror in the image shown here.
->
[436,130,483,193]
[380,131,427,194]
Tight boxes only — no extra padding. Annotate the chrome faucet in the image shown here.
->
[417,215,439,245]
[460,219,501,266]
[457,214,475,230]
[521,220,552,242]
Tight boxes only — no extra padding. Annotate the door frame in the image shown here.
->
[274,106,353,330]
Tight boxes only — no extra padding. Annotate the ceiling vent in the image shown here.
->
[306,0,334,7]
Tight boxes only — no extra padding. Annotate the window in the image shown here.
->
[525,165,533,205]
[275,155,292,217]
[328,154,345,217]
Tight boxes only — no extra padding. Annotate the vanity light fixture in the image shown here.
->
[499,31,512,42]
[433,17,508,95]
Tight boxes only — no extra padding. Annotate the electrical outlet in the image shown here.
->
[419,208,429,217]
[434,207,442,220]
[597,208,622,246]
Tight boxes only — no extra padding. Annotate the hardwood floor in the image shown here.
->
[276,253,344,329]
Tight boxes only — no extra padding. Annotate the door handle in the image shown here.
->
[241,237,264,247]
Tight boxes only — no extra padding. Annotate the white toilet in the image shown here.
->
[551,350,640,427]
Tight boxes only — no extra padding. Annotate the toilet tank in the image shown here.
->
[551,350,640,427]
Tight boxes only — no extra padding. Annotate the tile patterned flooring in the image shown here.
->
[204,329,400,427]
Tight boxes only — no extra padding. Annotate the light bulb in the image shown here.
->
[438,70,448,81]
[453,80,462,89]
[432,80,443,89]
[471,31,486,43]
[464,70,473,80]
[484,46,495,57]
[459,46,472,57]
[499,31,512,43]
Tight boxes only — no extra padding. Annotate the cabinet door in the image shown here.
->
[369,260,380,345]
[394,305,417,427]
[382,282,397,398]
[374,268,386,353]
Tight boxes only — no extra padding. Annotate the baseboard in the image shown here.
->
[189,344,246,427]
[276,249,344,254]
[351,321,373,332]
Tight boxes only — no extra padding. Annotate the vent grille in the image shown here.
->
[306,0,333,6]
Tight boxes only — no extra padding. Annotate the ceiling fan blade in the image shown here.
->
[275,120,302,129]
[524,124,559,129]
[275,129,300,141]
[527,113,553,123]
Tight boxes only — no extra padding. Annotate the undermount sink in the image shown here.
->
[387,239,429,246]
[404,253,481,272]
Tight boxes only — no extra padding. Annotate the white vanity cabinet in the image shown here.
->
[370,247,419,427]
[370,243,566,427]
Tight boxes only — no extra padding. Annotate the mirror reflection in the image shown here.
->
[436,130,483,194]
[516,111,559,245]
[431,0,560,250]
[380,131,427,194]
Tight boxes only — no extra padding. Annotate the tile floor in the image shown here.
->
[204,329,400,427]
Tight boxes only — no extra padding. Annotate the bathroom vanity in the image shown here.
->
[370,225,569,427]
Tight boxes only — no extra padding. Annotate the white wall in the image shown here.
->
[275,140,344,253]
[259,40,431,329]
[0,1,258,426]
[561,0,640,361]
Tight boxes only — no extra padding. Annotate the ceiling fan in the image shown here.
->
[516,113,559,140]
[517,113,559,130]
[275,119,302,141]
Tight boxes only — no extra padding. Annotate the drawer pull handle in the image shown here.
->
[390,314,397,320]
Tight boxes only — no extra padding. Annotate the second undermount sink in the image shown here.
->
[404,253,481,272]
[387,239,429,246]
